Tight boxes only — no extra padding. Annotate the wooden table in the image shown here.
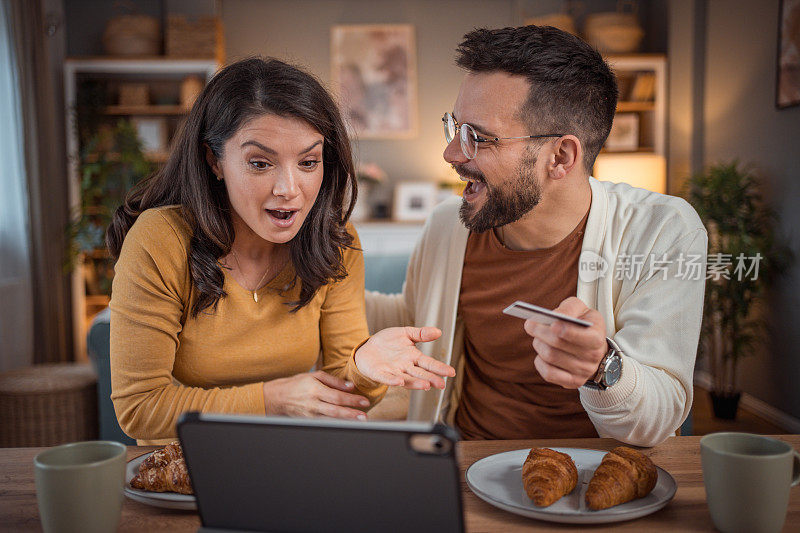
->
[2,436,798,532]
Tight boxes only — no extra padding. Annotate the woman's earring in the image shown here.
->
[216,174,223,181]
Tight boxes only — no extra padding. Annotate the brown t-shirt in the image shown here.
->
[454,210,598,440]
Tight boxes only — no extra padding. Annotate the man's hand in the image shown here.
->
[354,326,456,390]
[523,297,608,389]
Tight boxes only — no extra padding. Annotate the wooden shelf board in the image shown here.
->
[66,55,216,63]
[84,295,110,306]
[605,53,667,60]
[85,151,169,163]
[616,101,655,112]
[600,147,656,154]
[144,152,170,163]
[104,105,187,115]
[84,249,110,259]
[65,57,219,77]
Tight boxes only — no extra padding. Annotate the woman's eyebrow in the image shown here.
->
[240,139,323,155]
[241,140,275,153]
[298,140,323,154]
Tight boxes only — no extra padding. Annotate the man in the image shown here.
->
[366,25,707,447]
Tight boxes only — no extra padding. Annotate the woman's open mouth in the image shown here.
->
[266,209,298,228]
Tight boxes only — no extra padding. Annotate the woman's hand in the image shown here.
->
[354,326,456,390]
[262,371,370,420]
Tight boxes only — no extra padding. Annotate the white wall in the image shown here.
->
[703,0,800,419]
[221,0,516,188]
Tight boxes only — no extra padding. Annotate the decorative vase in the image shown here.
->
[709,390,742,420]
[350,181,373,222]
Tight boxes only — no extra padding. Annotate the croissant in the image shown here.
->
[585,446,657,510]
[130,442,193,495]
[522,448,578,506]
[140,441,183,470]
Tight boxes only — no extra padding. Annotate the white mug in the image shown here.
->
[701,432,800,533]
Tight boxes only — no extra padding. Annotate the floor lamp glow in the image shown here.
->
[593,153,667,194]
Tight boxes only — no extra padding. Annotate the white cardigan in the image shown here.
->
[366,177,708,447]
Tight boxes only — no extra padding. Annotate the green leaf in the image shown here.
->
[684,161,794,391]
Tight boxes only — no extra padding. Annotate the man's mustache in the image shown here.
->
[452,164,486,183]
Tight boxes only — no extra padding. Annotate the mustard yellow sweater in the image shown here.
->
[110,206,385,443]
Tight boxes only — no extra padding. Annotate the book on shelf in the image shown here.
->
[630,72,656,102]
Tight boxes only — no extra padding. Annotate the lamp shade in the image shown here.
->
[593,153,666,193]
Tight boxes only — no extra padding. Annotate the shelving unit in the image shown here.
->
[606,54,667,155]
[595,54,667,193]
[64,57,219,360]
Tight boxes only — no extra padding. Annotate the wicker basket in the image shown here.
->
[166,15,221,58]
[0,364,98,447]
[103,14,161,56]
[583,11,644,54]
[525,14,578,36]
[118,83,150,106]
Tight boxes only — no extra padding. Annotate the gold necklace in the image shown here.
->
[230,249,273,303]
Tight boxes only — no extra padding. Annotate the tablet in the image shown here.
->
[177,412,464,533]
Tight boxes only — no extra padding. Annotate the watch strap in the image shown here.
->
[583,338,623,390]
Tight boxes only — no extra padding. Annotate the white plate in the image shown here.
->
[124,452,196,511]
[465,447,677,524]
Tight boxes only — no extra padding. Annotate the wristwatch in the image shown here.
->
[583,338,623,390]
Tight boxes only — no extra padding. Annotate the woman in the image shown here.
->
[107,57,454,444]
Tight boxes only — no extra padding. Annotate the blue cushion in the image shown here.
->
[363,254,410,294]
[86,309,135,445]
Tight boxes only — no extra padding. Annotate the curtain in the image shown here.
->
[0,0,34,370]
[7,0,73,365]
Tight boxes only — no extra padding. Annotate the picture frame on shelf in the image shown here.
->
[604,113,639,152]
[777,0,800,108]
[393,182,437,221]
[131,117,167,154]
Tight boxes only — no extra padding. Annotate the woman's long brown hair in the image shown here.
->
[106,57,357,316]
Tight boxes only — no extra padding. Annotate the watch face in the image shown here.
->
[603,356,622,386]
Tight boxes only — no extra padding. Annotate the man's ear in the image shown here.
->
[204,144,222,179]
[547,135,582,180]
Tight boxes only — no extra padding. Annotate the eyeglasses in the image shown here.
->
[442,112,563,160]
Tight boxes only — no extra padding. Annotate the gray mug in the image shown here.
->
[34,440,127,533]
[700,432,800,533]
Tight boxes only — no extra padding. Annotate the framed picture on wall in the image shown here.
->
[331,24,418,138]
[393,182,437,221]
[604,113,639,152]
[777,0,800,108]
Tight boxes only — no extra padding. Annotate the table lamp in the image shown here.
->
[593,153,667,194]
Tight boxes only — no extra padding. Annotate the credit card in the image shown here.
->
[502,300,592,327]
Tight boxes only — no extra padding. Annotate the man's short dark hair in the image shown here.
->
[456,25,618,172]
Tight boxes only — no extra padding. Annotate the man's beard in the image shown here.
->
[456,150,542,233]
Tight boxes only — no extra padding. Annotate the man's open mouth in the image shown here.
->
[460,176,487,197]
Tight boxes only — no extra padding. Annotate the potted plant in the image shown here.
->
[66,119,152,295]
[686,161,792,419]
